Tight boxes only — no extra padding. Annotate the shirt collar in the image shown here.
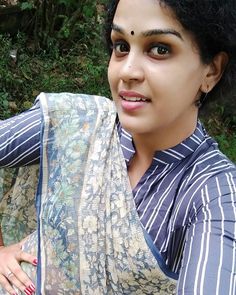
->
[119,121,206,166]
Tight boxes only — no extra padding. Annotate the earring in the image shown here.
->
[195,85,209,108]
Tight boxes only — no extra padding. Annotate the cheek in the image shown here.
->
[107,60,116,90]
[148,62,203,97]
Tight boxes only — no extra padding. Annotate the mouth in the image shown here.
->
[121,96,151,103]
[119,91,151,103]
[118,91,151,112]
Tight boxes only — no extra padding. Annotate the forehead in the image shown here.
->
[113,0,183,34]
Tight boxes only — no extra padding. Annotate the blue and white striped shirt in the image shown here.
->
[0,105,236,294]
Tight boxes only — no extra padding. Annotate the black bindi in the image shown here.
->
[131,30,134,36]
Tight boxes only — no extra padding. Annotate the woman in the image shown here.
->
[0,0,235,294]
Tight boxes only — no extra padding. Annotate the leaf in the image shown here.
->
[20,2,34,11]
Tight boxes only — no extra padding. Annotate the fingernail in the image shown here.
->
[33,259,38,265]
[24,288,32,295]
[29,284,36,292]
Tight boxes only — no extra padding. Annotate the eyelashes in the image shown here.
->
[149,43,171,56]
[111,40,130,56]
[111,39,171,58]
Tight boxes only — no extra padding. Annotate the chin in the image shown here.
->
[118,116,148,135]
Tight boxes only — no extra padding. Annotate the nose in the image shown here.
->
[119,51,144,83]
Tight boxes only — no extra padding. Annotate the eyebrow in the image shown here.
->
[111,23,183,41]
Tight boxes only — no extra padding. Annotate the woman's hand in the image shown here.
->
[0,242,37,295]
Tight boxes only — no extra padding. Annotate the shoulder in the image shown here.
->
[181,121,235,186]
[173,131,236,215]
[186,138,236,189]
[183,142,236,218]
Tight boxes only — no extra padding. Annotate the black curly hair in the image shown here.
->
[104,0,236,103]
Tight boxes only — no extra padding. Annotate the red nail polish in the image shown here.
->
[33,259,38,265]
[29,284,36,292]
[24,288,32,295]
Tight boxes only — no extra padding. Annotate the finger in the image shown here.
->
[8,264,36,294]
[0,245,37,294]
[7,272,35,295]
[0,273,17,295]
[17,251,37,266]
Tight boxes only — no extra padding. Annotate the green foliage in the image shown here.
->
[20,1,34,10]
[0,93,10,120]
[17,0,103,50]
[0,0,110,116]
[0,28,110,117]
[201,104,236,162]
[215,133,236,163]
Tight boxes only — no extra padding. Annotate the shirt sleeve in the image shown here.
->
[177,171,236,295]
[0,105,41,167]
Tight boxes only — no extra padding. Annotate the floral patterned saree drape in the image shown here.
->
[0,93,176,294]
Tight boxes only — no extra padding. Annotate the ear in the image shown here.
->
[201,52,229,92]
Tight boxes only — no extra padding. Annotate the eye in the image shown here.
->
[149,43,171,58]
[112,41,130,57]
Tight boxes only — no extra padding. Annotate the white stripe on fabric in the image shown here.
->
[162,150,182,160]
[196,126,204,136]
[192,133,202,144]
[181,203,198,295]
[120,144,135,153]
[0,109,39,133]
[168,148,185,158]
[173,166,229,229]
[146,167,186,236]
[122,128,132,138]
[0,119,40,150]
[153,157,168,165]
[186,159,230,189]
[233,277,236,295]
[171,169,212,228]
[0,111,39,136]
[227,172,236,295]
[189,135,202,145]
[121,132,133,142]
[141,165,183,225]
[21,155,41,166]
[193,188,206,295]
[7,142,40,167]
[199,185,212,294]
[134,163,161,202]
[0,131,40,161]
[215,177,224,295]
[136,164,171,207]
[180,142,194,152]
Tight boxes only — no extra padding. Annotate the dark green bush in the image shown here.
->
[0,1,110,117]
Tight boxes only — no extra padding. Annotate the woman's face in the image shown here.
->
[108,0,209,145]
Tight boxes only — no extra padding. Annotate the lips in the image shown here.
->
[118,90,151,112]
[119,91,151,102]
[122,96,149,102]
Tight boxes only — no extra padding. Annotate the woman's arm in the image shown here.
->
[0,106,41,168]
[177,172,236,295]
[0,106,41,294]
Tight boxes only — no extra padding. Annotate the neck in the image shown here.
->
[132,116,198,158]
